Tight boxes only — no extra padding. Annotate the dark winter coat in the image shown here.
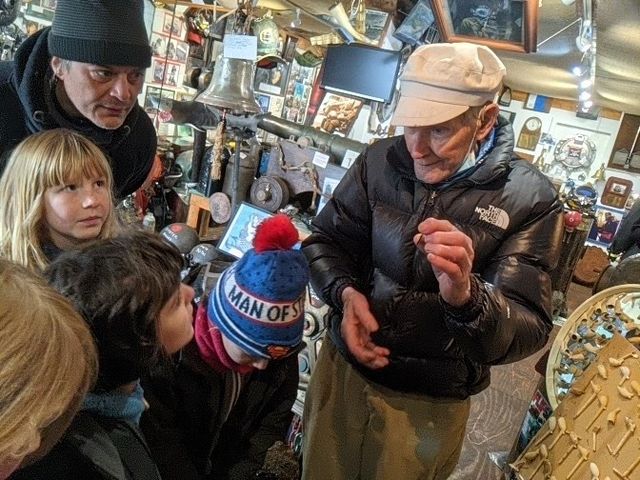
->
[10,411,161,480]
[302,118,564,399]
[610,200,640,259]
[0,28,155,199]
[140,341,299,480]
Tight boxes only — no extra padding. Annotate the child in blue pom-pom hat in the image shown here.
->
[141,214,309,480]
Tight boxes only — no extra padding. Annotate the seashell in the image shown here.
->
[523,449,539,461]
[630,380,640,396]
[617,385,634,399]
[590,462,599,476]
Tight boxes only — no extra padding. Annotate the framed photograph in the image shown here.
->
[150,33,167,58]
[163,13,183,37]
[312,94,363,136]
[254,61,290,96]
[393,0,435,45]
[364,9,392,46]
[587,206,624,247]
[283,36,298,61]
[217,202,274,259]
[601,176,634,210]
[432,0,539,53]
[163,62,184,87]
[151,59,166,84]
[607,113,640,172]
[143,86,174,115]
[523,93,552,113]
[282,59,318,125]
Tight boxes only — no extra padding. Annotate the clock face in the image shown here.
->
[526,117,542,130]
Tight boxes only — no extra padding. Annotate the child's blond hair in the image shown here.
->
[0,258,97,468]
[0,129,119,271]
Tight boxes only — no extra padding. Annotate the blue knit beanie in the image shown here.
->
[208,215,309,359]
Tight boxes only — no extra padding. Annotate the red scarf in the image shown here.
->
[194,303,254,375]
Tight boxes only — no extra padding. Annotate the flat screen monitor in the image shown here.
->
[320,44,402,103]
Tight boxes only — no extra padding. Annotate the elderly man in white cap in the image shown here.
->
[301,43,564,479]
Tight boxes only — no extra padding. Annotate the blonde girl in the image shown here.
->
[0,258,97,479]
[0,129,119,271]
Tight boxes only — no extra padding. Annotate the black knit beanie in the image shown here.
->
[48,0,151,68]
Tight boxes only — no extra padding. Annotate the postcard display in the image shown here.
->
[512,292,640,479]
[143,7,193,138]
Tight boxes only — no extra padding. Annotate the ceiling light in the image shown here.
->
[582,100,593,109]
[579,91,592,101]
[580,79,592,89]
[572,65,585,76]
[290,8,301,28]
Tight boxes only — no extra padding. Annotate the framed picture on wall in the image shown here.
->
[255,61,290,96]
[364,9,392,46]
[431,0,539,53]
[600,177,634,210]
[393,0,435,45]
[311,94,363,136]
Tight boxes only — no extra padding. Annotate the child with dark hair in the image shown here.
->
[141,214,309,480]
[12,231,195,480]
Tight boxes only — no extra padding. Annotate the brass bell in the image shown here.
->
[195,55,262,115]
[591,163,606,183]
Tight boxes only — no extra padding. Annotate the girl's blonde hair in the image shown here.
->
[0,258,97,468]
[0,129,119,271]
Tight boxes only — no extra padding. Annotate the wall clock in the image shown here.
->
[516,116,542,150]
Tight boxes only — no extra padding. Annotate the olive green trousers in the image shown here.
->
[302,338,470,480]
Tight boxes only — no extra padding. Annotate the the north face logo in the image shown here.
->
[475,205,510,230]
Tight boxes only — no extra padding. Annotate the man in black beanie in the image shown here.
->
[0,0,156,199]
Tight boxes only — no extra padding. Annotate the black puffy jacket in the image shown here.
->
[302,119,564,399]
[0,28,155,199]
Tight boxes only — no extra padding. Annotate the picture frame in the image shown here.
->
[607,113,640,172]
[143,86,174,115]
[163,12,183,38]
[363,8,392,46]
[601,176,634,210]
[523,93,552,113]
[282,58,319,125]
[254,61,290,96]
[217,202,274,259]
[311,93,363,136]
[432,0,539,53]
[587,206,624,247]
[393,0,435,46]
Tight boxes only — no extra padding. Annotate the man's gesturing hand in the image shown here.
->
[340,287,390,369]
[413,218,475,307]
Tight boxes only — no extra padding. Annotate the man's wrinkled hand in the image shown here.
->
[340,287,390,369]
[413,218,475,307]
